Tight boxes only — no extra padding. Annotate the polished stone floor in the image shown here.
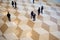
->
[0,0,60,40]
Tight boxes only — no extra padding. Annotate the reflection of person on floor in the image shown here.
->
[41,6,44,14]
[15,1,17,9]
[33,13,36,21]
[7,12,11,21]
[38,7,40,15]
[12,1,14,7]
[31,11,34,19]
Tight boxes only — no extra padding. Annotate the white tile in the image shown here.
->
[33,27,49,40]
[50,31,60,40]
[6,21,17,28]
[19,24,32,31]
[4,33,18,40]
[43,21,58,32]
[11,14,16,21]
[51,15,60,25]
[20,37,33,40]
[33,27,48,34]
[0,19,4,28]
[18,16,28,23]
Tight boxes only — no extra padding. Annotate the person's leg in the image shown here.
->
[15,4,17,8]
[8,17,11,21]
[12,5,14,7]
[33,18,35,21]
[15,2,17,8]
[33,17,35,21]
[41,9,42,13]
[38,11,40,15]
[41,9,43,14]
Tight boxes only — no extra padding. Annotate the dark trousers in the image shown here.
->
[15,5,16,8]
[33,17,35,21]
[8,17,11,21]
[38,12,40,15]
[41,10,43,14]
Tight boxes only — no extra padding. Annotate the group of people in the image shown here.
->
[12,1,17,8]
[7,1,44,21]
[31,11,36,21]
[6,1,17,21]
[38,6,44,15]
[31,6,44,21]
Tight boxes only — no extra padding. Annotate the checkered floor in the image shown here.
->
[0,0,60,40]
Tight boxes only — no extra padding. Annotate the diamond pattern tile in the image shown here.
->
[0,0,60,40]
[0,24,8,33]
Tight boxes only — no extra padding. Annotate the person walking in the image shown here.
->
[15,1,17,8]
[38,7,40,15]
[41,6,44,14]
[31,11,34,19]
[7,12,11,21]
[11,1,14,7]
[33,13,36,21]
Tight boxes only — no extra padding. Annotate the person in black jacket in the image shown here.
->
[38,7,40,15]
[33,13,36,21]
[7,12,11,21]
[41,6,44,14]
[15,1,17,8]
[31,11,34,19]
[12,1,14,7]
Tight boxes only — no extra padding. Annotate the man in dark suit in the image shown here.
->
[15,1,17,8]
[33,13,36,21]
[7,12,11,21]
[38,7,40,15]
[31,11,34,19]
[12,1,14,7]
[41,6,44,14]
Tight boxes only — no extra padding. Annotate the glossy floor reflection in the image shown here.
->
[0,0,60,40]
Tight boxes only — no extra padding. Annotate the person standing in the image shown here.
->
[11,1,14,7]
[31,11,34,19]
[33,13,36,21]
[7,12,11,21]
[38,7,40,15]
[15,1,17,8]
[41,6,44,14]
